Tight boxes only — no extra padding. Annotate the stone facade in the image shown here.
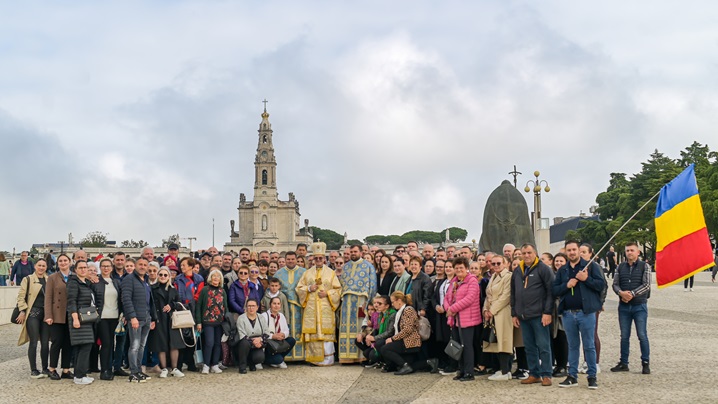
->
[225,104,313,253]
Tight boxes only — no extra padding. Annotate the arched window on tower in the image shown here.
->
[263,123,267,129]
[263,134,267,143]
[262,169,268,185]
[262,215,268,231]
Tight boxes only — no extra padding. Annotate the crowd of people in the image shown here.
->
[9,239,666,389]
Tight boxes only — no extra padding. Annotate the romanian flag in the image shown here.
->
[654,164,714,288]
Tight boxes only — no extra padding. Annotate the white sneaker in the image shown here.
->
[159,368,168,378]
[255,364,263,370]
[596,363,601,374]
[278,362,287,369]
[578,362,588,374]
[690,288,694,292]
[86,376,94,382]
[488,371,512,381]
[684,288,689,292]
[73,377,93,385]
[170,368,185,378]
[210,365,223,374]
[201,365,210,374]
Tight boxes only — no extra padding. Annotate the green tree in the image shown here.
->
[161,234,181,248]
[121,239,149,248]
[310,227,344,250]
[81,231,108,247]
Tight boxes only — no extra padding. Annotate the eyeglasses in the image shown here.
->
[250,270,259,274]
[491,262,502,266]
[239,272,248,275]
[158,274,169,278]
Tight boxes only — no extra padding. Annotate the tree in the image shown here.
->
[121,239,149,248]
[310,227,344,250]
[81,231,108,247]
[161,234,181,248]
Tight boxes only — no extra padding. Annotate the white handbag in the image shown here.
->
[171,303,195,329]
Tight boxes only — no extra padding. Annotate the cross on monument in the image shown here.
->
[509,165,522,188]
[262,98,268,111]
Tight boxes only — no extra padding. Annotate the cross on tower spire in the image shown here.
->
[262,98,268,112]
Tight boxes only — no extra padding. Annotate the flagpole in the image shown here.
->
[586,189,662,267]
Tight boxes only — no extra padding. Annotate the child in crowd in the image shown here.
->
[261,278,289,316]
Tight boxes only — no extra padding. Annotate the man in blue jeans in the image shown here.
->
[553,240,606,389]
[511,243,555,386]
[611,242,651,375]
[121,257,157,383]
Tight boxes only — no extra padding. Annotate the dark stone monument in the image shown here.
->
[479,180,535,253]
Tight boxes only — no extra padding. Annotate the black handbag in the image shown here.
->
[444,284,463,361]
[78,290,98,324]
[266,339,291,355]
[482,319,497,348]
[10,306,22,324]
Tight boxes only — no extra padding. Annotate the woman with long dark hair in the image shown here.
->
[44,253,73,380]
[376,255,396,296]
[93,258,122,381]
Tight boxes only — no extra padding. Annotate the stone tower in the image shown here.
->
[225,102,313,252]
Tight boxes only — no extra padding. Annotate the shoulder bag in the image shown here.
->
[78,290,99,324]
[172,302,195,329]
[262,314,290,354]
[11,278,30,323]
[418,315,431,341]
[482,318,497,348]
[444,282,463,361]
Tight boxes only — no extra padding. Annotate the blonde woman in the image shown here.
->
[16,258,50,378]
[151,267,186,378]
[483,255,514,381]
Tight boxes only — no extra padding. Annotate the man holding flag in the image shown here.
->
[610,242,651,375]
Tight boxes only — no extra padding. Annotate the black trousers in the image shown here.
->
[553,329,568,368]
[26,309,50,371]
[472,324,483,367]
[237,339,265,370]
[97,319,118,373]
[49,323,71,369]
[516,346,528,370]
[684,276,694,288]
[498,352,512,374]
[379,340,423,369]
[452,326,476,376]
[73,343,92,378]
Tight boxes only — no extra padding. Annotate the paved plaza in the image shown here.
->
[1,272,716,404]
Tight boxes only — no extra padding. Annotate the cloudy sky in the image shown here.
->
[1,1,716,252]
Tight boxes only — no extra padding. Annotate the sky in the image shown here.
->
[1,1,717,252]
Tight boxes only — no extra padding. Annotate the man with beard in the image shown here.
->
[239,248,251,265]
[337,245,377,363]
[296,243,341,366]
[274,252,306,361]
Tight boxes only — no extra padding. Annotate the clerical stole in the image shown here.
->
[275,266,306,361]
[338,259,377,363]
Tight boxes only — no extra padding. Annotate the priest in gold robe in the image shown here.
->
[296,242,342,366]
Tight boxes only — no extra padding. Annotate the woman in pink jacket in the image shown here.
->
[444,256,481,381]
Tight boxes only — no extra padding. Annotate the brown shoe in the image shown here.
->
[521,376,542,384]
[541,377,552,386]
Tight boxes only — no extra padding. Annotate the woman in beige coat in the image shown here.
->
[482,255,514,381]
[16,258,50,378]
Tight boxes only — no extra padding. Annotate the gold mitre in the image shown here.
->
[311,242,327,257]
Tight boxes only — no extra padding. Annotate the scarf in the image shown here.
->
[378,308,397,335]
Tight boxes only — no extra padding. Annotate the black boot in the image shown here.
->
[394,363,413,376]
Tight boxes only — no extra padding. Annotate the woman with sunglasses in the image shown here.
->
[229,265,262,316]
[483,255,514,381]
[248,265,265,301]
[150,267,185,378]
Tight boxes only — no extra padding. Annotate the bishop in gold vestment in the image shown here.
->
[296,243,341,366]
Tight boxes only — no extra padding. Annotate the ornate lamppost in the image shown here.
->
[524,171,551,236]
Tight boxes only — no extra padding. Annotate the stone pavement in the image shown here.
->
[1,272,716,404]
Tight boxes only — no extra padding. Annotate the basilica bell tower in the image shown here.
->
[254,100,278,202]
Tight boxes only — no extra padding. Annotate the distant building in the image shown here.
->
[549,214,600,254]
[224,104,313,253]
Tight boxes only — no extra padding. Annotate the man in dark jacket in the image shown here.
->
[553,240,605,389]
[611,242,651,375]
[511,243,555,386]
[10,251,34,286]
[121,257,156,383]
